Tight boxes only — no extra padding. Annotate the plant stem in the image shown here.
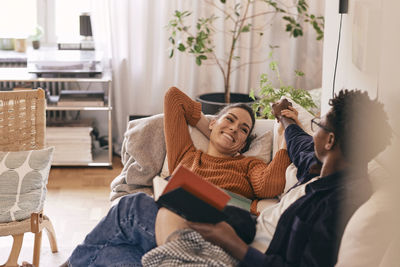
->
[225,0,251,103]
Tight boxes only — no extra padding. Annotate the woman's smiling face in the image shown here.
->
[208,107,253,157]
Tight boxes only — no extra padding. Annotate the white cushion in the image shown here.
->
[283,163,299,195]
[256,198,279,212]
[0,147,54,223]
[335,188,397,267]
[336,161,398,267]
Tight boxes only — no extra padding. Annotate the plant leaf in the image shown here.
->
[178,43,186,52]
[196,56,202,66]
[241,24,251,33]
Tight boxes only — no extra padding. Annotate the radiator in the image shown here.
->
[0,62,26,68]
[0,80,71,121]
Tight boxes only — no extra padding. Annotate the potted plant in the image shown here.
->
[29,26,44,50]
[250,48,318,119]
[167,0,323,113]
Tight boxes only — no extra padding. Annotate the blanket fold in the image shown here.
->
[110,114,166,201]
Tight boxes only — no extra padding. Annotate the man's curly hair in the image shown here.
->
[326,89,392,163]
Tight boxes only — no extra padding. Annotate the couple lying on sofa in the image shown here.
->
[55,87,391,267]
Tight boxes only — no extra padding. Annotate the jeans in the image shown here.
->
[69,193,159,267]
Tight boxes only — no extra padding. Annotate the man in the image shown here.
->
[189,89,392,266]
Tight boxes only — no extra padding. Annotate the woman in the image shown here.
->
[64,87,290,266]
[163,87,290,212]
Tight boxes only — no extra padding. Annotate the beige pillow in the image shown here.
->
[272,96,314,157]
[336,187,397,267]
[332,160,397,267]
[160,123,273,178]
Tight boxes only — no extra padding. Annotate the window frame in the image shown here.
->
[2,0,91,45]
[37,0,57,45]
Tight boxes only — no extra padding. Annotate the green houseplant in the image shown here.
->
[29,25,44,50]
[167,0,324,108]
[250,48,317,119]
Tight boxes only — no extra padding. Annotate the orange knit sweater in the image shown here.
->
[164,87,291,212]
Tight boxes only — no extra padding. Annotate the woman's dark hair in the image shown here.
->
[216,103,256,153]
[326,89,392,163]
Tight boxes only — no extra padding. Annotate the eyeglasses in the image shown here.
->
[311,117,333,132]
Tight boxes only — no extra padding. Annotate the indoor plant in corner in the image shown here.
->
[167,0,324,114]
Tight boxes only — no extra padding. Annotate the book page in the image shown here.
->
[153,176,168,201]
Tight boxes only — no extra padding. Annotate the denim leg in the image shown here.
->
[69,193,159,267]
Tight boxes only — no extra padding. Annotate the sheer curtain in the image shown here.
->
[90,0,324,151]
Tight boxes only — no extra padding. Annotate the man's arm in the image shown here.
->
[285,124,320,182]
[271,98,319,182]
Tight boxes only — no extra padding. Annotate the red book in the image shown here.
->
[157,164,231,223]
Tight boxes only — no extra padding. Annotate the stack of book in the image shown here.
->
[57,90,105,107]
[46,126,93,163]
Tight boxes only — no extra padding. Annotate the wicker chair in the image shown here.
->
[0,89,58,267]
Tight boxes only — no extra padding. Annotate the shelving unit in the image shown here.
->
[0,68,113,167]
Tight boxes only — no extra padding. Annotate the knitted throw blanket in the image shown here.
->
[110,114,166,201]
[142,229,238,267]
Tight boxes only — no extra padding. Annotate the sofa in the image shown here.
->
[110,101,399,266]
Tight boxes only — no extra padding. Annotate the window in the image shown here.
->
[55,0,91,42]
[0,0,37,38]
[0,0,92,44]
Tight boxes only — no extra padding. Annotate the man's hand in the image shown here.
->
[187,221,248,261]
[271,99,292,122]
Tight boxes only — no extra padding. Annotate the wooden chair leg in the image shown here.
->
[31,212,58,253]
[33,231,42,267]
[1,234,24,267]
[43,217,58,253]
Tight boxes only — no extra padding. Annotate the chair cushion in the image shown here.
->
[0,147,54,223]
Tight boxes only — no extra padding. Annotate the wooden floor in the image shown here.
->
[0,156,123,267]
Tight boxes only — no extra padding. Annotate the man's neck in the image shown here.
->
[320,151,348,177]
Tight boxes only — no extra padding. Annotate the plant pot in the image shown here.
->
[32,40,40,50]
[196,92,255,115]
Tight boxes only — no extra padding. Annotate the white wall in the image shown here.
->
[321,0,399,163]
[321,1,399,265]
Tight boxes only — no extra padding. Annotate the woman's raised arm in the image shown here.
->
[164,87,202,173]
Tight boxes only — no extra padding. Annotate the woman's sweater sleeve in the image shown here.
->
[247,149,291,198]
[164,87,202,173]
